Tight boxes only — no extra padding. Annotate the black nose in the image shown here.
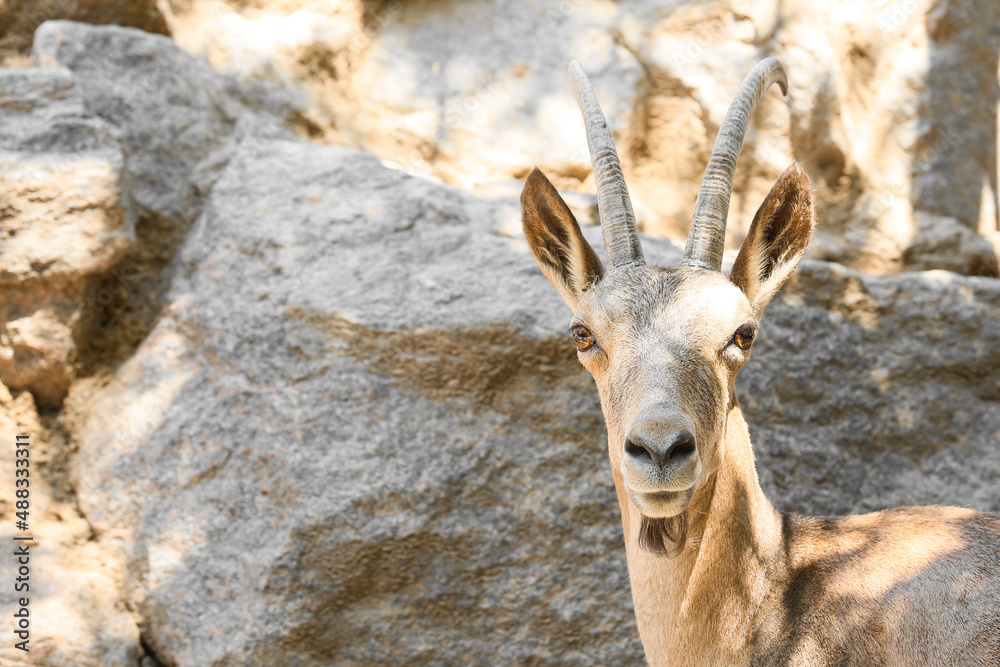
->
[624,430,697,468]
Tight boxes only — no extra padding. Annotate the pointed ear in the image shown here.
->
[521,168,604,308]
[729,163,815,316]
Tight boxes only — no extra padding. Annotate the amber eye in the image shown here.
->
[571,325,593,351]
[733,324,756,351]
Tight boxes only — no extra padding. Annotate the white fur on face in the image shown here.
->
[654,274,756,350]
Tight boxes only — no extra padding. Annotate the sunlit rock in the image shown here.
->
[31,20,291,226]
[163,0,1000,276]
[0,66,131,407]
[0,380,143,667]
[66,137,1000,664]
[0,0,168,62]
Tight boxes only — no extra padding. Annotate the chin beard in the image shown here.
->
[638,512,689,558]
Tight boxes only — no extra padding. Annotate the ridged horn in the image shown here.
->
[569,60,644,268]
[683,57,788,271]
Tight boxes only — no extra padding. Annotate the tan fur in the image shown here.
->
[521,162,1000,666]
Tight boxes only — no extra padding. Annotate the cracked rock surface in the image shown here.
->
[64,137,1000,664]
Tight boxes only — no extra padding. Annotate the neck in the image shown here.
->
[613,404,784,665]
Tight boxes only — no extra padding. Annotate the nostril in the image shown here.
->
[625,437,654,462]
[625,430,697,468]
[667,432,696,462]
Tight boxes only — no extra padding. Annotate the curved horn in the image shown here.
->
[683,57,788,271]
[569,60,644,268]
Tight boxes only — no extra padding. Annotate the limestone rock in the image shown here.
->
[66,138,1000,665]
[165,0,644,192]
[0,0,168,62]
[31,20,291,227]
[912,0,1000,247]
[0,66,132,407]
[162,0,1000,276]
[0,311,75,412]
[0,66,131,284]
[0,381,143,666]
[65,138,642,665]
[903,212,999,277]
[0,21,296,406]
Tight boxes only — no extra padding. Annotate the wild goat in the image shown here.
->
[520,58,1000,666]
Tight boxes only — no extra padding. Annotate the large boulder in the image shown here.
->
[65,138,641,665]
[164,0,1000,276]
[65,136,1000,665]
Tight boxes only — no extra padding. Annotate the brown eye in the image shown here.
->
[572,325,593,351]
[733,324,756,351]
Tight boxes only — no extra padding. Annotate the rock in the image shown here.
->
[0,21,297,404]
[0,311,76,412]
[903,212,999,277]
[0,66,132,278]
[65,138,643,665]
[0,380,143,666]
[162,0,1000,276]
[0,0,168,62]
[748,265,1000,516]
[31,20,291,227]
[165,0,644,192]
[912,0,1000,241]
[65,137,1000,665]
[778,0,1000,276]
[0,66,132,407]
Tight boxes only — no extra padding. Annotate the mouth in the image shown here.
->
[629,486,694,518]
